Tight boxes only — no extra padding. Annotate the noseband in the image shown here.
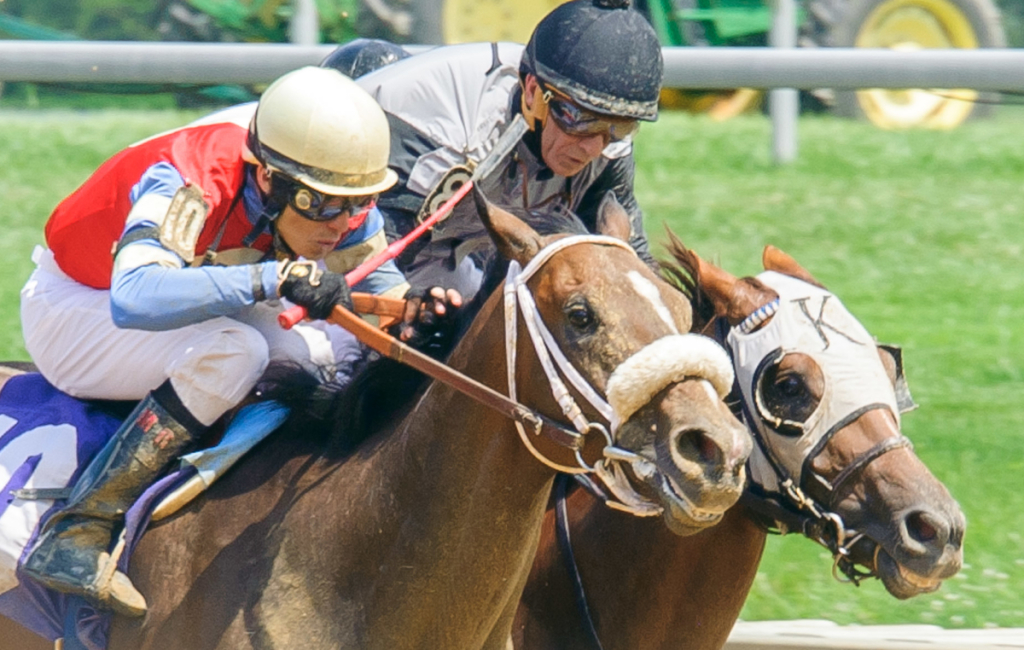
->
[741,396,913,584]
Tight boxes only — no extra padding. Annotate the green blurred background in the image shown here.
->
[0,0,1022,44]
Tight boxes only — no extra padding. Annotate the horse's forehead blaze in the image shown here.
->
[626,270,682,334]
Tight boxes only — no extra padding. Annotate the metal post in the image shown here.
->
[769,0,798,164]
[290,0,320,46]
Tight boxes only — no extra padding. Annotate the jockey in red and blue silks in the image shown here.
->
[19,67,458,618]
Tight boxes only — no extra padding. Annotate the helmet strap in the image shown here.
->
[270,225,297,261]
[521,80,553,132]
[242,171,290,247]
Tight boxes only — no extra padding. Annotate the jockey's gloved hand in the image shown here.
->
[277,261,353,320]
[394,286,463,353]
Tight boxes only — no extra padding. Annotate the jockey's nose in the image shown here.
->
[325,213,351,233]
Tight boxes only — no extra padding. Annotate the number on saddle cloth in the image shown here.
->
[0,373,120,640]
[0,373,291,646]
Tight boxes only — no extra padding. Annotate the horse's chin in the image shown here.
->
[646,470,726,536]
[876,548,945,599]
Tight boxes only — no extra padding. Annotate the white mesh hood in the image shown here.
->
[726,271,899,493]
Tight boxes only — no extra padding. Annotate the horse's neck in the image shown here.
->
[117,292,563,649]
[382,291,555,493]
[342,290,559,646]
[520,492,768,650]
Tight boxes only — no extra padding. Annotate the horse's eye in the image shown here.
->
[775,375,805,398]
[566,302,594,330]
[755,357,821,433]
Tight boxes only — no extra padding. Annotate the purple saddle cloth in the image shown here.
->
[0,373,197,650]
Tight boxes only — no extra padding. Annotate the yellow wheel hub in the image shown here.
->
[854,0,979,129]
[660,88,762,120]
[442,0,564,44]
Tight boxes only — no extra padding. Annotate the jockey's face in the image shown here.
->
[275,205,350,260]
[541,115,607,177]
[523,75,614,178]
[254,164,364,260]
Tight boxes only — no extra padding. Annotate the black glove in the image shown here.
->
[392,286,462,355]
[278,261,353,320]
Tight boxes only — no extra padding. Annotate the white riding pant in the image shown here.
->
[21,248,362,426]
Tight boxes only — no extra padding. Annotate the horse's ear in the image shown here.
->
[473,185,543,266]
[693,253,739,317]
[698,253,780,327]
[762,245,825,289]
[595,191,632,243]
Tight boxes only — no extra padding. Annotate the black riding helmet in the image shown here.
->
[320,38,411,79]
[520,0,663,122]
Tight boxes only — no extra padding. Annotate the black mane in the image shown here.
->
[658,229,717,337]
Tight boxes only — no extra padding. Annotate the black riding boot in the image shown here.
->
[22,380,206,617]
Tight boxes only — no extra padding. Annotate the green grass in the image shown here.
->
[633,110,1024,629]
[0,109,207,356]
[3,107,1024,628]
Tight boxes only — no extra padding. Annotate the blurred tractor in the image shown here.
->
[157,0,1007,128]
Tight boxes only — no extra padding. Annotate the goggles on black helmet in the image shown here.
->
[544,89,639,143]
[277,175,378,222]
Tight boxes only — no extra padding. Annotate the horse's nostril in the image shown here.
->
[678,428,720,466]
[906,511,940,545]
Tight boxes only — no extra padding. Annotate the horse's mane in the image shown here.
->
[255,352,429,460]
[657,229,717,336]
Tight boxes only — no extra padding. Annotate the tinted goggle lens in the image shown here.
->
[290,186,378,222]
[547,98,639,142]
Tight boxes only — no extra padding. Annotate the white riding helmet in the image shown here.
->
[247,66,398,196]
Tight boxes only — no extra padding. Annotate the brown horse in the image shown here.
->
[513,240,965,650]
[0,198,750,649]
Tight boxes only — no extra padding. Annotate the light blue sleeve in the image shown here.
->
[128,162,185,205]
[112,162,281,330]
[353,259,406,296]
[111,261,280,331]
[120,162,187,249]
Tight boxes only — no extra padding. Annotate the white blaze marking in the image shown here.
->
[702,378,718,403]
[627,271,678,334]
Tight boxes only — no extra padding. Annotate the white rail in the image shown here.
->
[726,620,1024,649]
[0,42,1023,90]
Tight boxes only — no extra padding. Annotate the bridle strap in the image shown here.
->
[555,474,607,650]
[505,235,639,474]
[722,307,908,583]
[803,402,893,479]
[506,234,631,429]
[739,486,819,538]
[826,435,913,507]
[800,402,896,499]
[324,303,583,450]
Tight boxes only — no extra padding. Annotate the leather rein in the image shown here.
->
[332,294,584,451]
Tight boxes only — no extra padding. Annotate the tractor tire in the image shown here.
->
[804,0,1006,129]
[408,0,562,45]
